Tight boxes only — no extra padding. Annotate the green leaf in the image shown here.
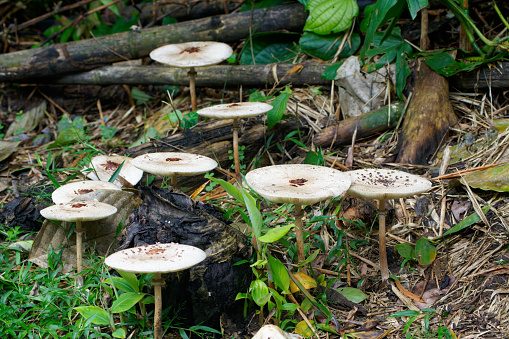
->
[298,249,320,267]
[47,125,85,149]
[407,0,428,19]
[441,205,490,238]
[131,88,152,106]
[267,87,292,130]
[117,270,140,293]
[251,280,271,306]
[304,150,324,165]
[299,32,360,61]
[208,176,245,204]
[462,163,509,192]
[415,238,437,266]
[389,310,420,317]
[304,0,359,35]
[258,225,294,243]
[335,287,368,303]
[74,306,111,325]
[425,52,484,77]
[104,276,136,293]
[188,325,222,335]
[111,292,146,314]
[395,243,415,260]
[112,328,126,338]
[241,187,262,239]
[321,61,344,80]
[240,32,298,65]
[268,255,290,293]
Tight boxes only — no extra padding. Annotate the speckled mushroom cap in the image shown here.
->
[149,41,233,68]
[252,324,300,339]
[40,201,117,222]
[105,242,207,274]
[52,181,121,204]
[346,168,432,200]
[130,152,217,177]
[197,102,273,120]
[245,164,351,205]
[85,155,143,187]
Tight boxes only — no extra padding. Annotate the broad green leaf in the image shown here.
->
[295,320,314,337]
[441,205,490,238]
[258,225,294,243]
[407,0,428,19]
[268,255,290,293]
[415,238,437,266]
[267,87,292,130]
[47,125,85,149]
[321,61,345,80]
[493,118,509,133]
[104,276,135,293]
[335,287,368,303]
[299,32,360,60]
[116,270,139,292]
[304,0,359,35]
[240,33,298,65]
[112,328,126,338]
[251,280,271,306]
[425,52,484,77]
[241,188,262,239]
[131,88,152,106]
[298,249,320,267]
[395,243,415,260]
[74,306,111,325]
[462,163,509,192]
[111,292,146,313]
[304,150,324,165]
[282,303,300,311]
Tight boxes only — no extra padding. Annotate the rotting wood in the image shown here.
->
[30,62,331,87]
[0,4,307,82]
[313,102,404,147]
[449,61,509,90]
[395,58,457,165]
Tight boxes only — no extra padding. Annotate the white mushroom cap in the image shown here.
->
[252,324,302,339]
[85,155,143,187]
[245,164,351,206]
[197,102,273,120]
[105,242,207,274]
[346,168,432,200]
[40,201,117,222]
[149,41,233,68]
[52,181,121,204]
[130,152,217,177]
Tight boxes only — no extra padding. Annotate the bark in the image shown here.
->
[395,59,457,165]
[449,62,509,90]
[314,102,404,147]
[0,4,307,82]
[30,62,331,87]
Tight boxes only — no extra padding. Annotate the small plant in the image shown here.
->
[389,308,455,338]
[395,238,437,269]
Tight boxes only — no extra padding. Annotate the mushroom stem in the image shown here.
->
[75,220,83,274]
[171,174,179,189]
[152,272,164,339]
[232,118,242,182]
[294,204,306,270]
[378,199,389,282]
[188,67,197,112]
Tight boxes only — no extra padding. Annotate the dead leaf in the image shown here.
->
[393,279,426,303]
[411,275,455,309]
[287,65,304,75]
[0,140,21,162]
[463,163,509,192]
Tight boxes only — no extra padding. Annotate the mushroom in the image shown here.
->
[197,102,272,182]
[245,164,351,267]
[84,155,143,188]
[104,242,206,339]
[40,201,117,274]
[52,180,121,204]
[150,41,233,112]
[252,324,302,339]
[130,152,217,189]
[346,168,432,282]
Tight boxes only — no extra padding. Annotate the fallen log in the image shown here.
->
[395,59,457,164]
[0,4,307,82]
[31,62,331,87]
[449,61,509,90]
[314,102,404,147]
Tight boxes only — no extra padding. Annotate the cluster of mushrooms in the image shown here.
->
[37,41,433,339]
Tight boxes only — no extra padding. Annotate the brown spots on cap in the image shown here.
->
[71,203,87,208]
[166,158,181,162]
[100,160,120,171]
[229,103,241,107]
[147,248,165,255]
[289,178,308,187]
[182,46,200,54]
[76,189,94,195]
